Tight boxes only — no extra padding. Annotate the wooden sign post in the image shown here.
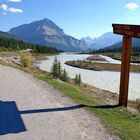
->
[112,24,140,107]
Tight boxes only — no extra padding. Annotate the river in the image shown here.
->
[36,53,140,101]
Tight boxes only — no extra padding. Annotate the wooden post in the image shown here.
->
[112,24,140,107]
[119,35,132,107]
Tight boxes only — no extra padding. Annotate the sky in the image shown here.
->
[0,0,140,39]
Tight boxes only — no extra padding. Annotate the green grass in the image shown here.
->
[36,75,140,140]
[0,60,140,140]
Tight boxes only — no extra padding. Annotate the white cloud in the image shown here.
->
[6,0,22,2]
[125,3,139,10]
[8,7,23,12]
[0,4,8,11]
[0,4,23,13]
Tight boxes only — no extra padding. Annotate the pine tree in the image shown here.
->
[51,57,61,78]
[58,61,62,77]
[78,74,82,85]
[60,69,69,82]
[74,73,82,85]
[0,37,58,53]
[74,74,79,84]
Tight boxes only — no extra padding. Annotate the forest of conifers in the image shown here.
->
[0,37,58,54]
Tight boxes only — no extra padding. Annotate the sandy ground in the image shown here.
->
[100,55,121,64]
[0,65,120,140]
[0,56,20,65]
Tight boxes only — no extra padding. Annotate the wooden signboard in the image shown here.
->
[112,24,140,38]
[112,24,140,107]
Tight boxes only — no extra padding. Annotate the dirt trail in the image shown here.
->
[0,65,120,140]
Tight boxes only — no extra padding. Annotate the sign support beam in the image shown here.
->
[112,23,140,107]
[119,36,132,107]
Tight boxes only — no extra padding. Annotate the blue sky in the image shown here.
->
[0,0,140,39]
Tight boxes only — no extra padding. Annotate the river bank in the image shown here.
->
[36,53,140,101]
[65,60,140,73]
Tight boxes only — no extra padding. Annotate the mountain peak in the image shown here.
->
[37,18,64,34]
[81,36,96,46]
[88,32,122,49]
[40,18,55,24]
[42,18,49,21]
[9,18,87,52]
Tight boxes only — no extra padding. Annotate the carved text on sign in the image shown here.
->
[112,24,140,38]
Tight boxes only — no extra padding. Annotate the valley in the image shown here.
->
[1,0,140,139]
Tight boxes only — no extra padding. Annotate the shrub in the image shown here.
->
[20,52,33,68]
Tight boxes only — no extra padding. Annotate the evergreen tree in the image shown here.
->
[58,61,62,77]
[74,74,79,84]
[0,37,58,53]
[60,69,69,82]
[74,73,82,85]
[51,57,61,78]
[78,74,82,85]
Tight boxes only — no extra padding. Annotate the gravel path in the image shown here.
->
[0,65,120,140]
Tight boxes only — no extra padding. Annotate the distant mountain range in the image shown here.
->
[82,32,122,50]
[103,38,140,51]
[9,18,87,52]
[1,18,140,52]
[81,36,96,46]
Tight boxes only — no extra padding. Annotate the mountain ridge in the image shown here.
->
[81,36,96,46]
[9,18,87,52]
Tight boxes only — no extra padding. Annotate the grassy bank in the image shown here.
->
[0,54,140,140]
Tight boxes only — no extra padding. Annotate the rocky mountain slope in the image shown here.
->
[9,18,87,52]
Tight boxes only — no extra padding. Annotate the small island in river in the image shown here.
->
[65,55,140,73]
